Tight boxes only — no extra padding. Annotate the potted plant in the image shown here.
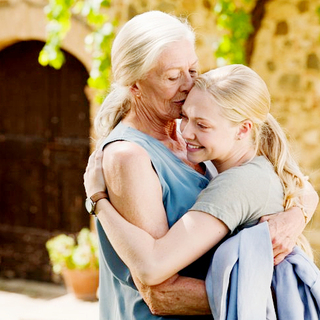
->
[46,227,99,301]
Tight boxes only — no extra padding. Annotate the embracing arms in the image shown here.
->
[89,149,318,284]
[87,142,211,315]
[96,199,228,285]
[84,148,318,311]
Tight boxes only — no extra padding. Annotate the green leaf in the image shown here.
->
[213,0,255,65]
[39,0,114,100]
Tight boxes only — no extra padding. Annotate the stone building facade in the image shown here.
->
[0,0,319,276]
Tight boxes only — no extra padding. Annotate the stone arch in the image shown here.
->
[0,0,92,72]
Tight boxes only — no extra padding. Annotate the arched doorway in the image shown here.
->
[0,40,91,281]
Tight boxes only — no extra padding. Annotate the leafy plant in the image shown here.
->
[213,0,254,66]
[46,228,99,274]
[39,0,115,102]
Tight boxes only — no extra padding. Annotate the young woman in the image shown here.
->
[85,64,318,289]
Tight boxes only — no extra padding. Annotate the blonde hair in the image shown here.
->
[94,11,195,145]
[195,64,312,256]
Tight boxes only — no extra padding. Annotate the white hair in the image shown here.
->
[95,11,195,142]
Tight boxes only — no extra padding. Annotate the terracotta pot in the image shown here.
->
[62,268,99,301]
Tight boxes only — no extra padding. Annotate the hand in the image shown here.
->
[259,207,305,265]
[83,149,107,198]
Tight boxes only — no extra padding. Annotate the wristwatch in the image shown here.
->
[85,191,109,216]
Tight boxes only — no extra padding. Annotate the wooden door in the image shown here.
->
[0,40,91,281]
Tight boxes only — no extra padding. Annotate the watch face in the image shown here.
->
[85,198,95,215]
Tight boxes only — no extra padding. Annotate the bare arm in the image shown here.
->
[96,199,228,285]
[260,180,319,265]
[85,145,213,315]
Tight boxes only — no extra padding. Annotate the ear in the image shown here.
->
[130,83,141,97]
[237,120,253,140]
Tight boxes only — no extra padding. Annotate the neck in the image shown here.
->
[123,103,184,151]
[212,148,256,174]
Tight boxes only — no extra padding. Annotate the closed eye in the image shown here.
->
[197,123,208,129]
[189,69,198,77]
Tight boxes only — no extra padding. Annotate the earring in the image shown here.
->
[136,93,141,98]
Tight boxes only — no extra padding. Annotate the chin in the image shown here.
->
[187,155,200,164]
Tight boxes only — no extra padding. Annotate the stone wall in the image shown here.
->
[110,0,320,263]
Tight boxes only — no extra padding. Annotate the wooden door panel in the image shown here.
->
[0,40,90,281]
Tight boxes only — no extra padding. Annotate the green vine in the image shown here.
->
[39,0,115,102]
[213,0,254,66]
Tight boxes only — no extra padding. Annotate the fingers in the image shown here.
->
[261,214,295,266]
[273,252,286,266]
[272,233,295,265]
[85,150,96,173]
[259,215,271,223]
[83,148,107,198]
[85,149,104,174]
[273,239,294,265]
[95,148,104,165]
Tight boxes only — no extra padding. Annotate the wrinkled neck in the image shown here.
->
[123,100,183,149]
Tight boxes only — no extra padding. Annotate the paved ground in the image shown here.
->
[0,278,99,320]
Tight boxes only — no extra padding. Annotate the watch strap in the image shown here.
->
[91,191,109,203]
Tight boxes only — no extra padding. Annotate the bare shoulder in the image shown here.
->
[102,141,153,175]
[101,140,166,237]
[103,141,150,165]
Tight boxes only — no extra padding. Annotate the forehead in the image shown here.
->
[182,88,221,118]
[154,39,198,73]
[183,88,213,110]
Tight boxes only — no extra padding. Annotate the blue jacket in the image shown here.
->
[205,222,320,320]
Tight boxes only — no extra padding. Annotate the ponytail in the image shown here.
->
[94,83,131,147]
[257,114,313,258]
[258,113,305,208]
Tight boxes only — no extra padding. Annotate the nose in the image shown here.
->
[180,72,194,93]
[181,120,195,141]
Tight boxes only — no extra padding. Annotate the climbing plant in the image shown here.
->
[38,0,115,102]
[39,0,320,99]
[213,0,255,66]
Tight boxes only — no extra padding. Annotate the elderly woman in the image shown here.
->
[84,11,318,320]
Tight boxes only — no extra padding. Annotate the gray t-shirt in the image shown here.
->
[190,156,284,233]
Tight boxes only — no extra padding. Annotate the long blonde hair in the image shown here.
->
[94,11,195,145]
[195,64,311,256]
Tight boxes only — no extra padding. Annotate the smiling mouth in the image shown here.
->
[186,143,203,150]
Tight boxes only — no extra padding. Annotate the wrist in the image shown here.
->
[85,191,109,216]
[294,205,308,225]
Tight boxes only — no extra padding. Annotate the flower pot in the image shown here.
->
[62,268,99,301]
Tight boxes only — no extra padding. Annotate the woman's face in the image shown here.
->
[180,88,240,167]
[135,39,199,120]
